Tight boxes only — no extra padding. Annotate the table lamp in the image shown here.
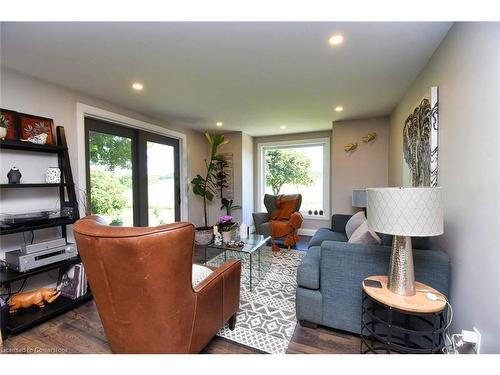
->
[366,187,443,296]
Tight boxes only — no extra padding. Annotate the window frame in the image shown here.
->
[84,117,181,226]
[256,137,330,219]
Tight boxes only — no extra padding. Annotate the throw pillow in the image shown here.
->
[192,264,213,287]
[345,211,366,239]
[348,221,382,245]
[272,196,299,220]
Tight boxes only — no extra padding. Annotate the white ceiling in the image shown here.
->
[0,22,452,136]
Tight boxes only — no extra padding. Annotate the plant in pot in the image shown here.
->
[220,198,241,216]
[218,215,236,244]
[191,132,229,245]
[0,113,9,140]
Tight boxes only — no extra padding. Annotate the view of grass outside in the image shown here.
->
[264,145,325,215]
[88,131,175,226]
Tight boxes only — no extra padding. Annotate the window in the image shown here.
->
[85,117,180,227]
[258,138,330,218]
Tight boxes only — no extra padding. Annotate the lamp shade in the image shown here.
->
[352,189,367,208]
[366,187,443,237]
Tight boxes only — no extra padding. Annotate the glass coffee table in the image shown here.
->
[204,234,271,289]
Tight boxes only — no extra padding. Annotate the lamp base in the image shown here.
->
[388,235,415,296]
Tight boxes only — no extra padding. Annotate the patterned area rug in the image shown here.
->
[211,247,304,354]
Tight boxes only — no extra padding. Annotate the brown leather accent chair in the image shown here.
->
[73,216,241,354]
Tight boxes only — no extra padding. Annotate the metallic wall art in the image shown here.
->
[344,142,358,152]
[402,86,439,187]
[362,132,377,143]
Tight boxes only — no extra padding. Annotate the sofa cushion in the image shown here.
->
[348,221,382,245]
[412,237,431,249]
[297,246,321,290]
[192,264,213,287]
[378,233,431,249]
[308,228,348,248]
[345,211,366,239]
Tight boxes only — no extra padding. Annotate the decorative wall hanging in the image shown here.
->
[0,108,19,140]
[402,86,439,187]
[344,142,358,152]
[362,132,377,143]
[219,152,234,199]
[19,113,55,145]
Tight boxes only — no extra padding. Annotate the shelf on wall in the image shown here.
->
[0,256,81,284]
[0,218,76,236]
[0,139,67,153]
[6,292,93,335]
[0,183,74,189]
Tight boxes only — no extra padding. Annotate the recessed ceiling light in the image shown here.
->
[132,82,144,91]
[216,122,223,127]
[280,125,287,130]
[335,106,344,112]
[329,34,344,46]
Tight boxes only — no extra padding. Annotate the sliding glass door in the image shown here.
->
[85,117,180,226]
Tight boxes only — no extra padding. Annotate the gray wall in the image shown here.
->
[388,23,500,353]
[332,116,389,214]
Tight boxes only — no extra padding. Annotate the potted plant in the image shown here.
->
[220,198,241,216]
[0,113,9,140]
[191,132,229,245]
[218,215,236,244]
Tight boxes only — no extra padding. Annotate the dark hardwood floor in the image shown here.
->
[1,235,361,354]
[1,300,360,354]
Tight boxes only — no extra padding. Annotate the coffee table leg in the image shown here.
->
[249,253,253,289]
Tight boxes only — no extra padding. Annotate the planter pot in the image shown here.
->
[45,167,61,183]
[195,227,213,245]
[0,127,7,140]
[222,231,232,244]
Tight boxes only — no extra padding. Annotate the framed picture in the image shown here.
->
[18,113,55,145]
[0,108,19,140]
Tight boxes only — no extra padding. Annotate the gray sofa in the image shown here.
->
[296,214,451,334]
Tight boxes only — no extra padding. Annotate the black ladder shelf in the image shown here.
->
[0,126,92,339]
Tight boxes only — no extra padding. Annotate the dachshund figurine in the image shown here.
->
[8,287,61,313]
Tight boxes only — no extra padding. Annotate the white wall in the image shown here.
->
[0,68,208,256]
[332,116,389,214]
[388,23,500,353]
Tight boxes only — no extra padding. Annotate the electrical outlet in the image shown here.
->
[473,327,481,354]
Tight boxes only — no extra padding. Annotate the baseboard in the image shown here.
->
[298,228,317,236]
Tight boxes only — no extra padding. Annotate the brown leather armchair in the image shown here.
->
[73,216,241,354]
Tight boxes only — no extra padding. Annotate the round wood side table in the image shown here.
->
[361,275,447,354]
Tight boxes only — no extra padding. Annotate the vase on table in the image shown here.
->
[222,230,232,244]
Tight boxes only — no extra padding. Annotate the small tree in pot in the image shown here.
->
[191,132,229,244]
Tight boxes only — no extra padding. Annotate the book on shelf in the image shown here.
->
[57,262,88,300]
